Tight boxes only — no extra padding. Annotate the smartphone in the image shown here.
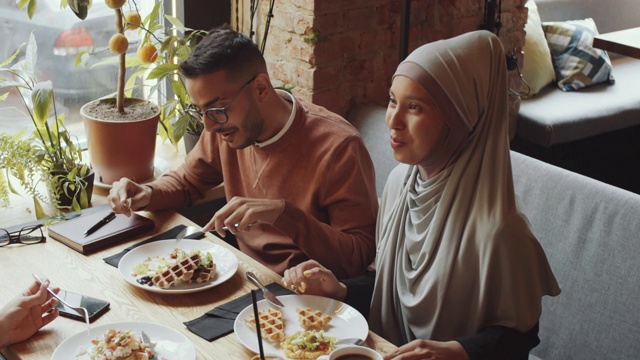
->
[55,290,110,323]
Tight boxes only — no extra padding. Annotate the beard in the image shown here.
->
[218,97,264,149]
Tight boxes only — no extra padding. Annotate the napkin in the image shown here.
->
[103,225,204,267]
[184,282,293,341]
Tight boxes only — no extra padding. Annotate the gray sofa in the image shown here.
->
[349,104,640,360]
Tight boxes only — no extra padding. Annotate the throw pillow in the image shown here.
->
[542,18,615,91]
[521,0,555,97]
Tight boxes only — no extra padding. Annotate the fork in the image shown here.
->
[335,338,368,347]
[175,225,200,246]
[141,331,157,359]
[32,274,90,326]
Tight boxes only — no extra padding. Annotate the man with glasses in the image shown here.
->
[108,26,378,279]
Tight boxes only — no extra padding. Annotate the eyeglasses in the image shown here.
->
[185,75,257,125]
[0,225,46,247]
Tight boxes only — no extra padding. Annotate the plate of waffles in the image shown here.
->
[118,239,239,294]
[233,294,368,358]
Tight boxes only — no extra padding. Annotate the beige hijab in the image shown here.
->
[369,31,560,346]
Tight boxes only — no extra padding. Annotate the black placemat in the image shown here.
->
[184,282,293,341]
[103,225,203,267]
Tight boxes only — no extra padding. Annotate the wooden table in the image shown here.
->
[0,123,397,359]
[593,27,640,59]
[0,210,397,359]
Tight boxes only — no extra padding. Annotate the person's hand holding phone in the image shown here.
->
[0,280,60,347]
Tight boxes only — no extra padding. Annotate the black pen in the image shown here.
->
[84,211,116,236]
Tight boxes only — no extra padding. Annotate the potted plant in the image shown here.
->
[75,0,161,186]
[0,34,93,219]
[121,2,206,154]
[19,0,279,161]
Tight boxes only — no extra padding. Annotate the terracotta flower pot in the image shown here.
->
[80,98,160,185]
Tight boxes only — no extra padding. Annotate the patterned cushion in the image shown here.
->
[542,18,615,91]
[521,0,555,97]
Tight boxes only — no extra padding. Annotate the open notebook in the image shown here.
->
[48,206,155,254]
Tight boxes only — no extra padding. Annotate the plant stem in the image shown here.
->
[260,0,276,54]
[115,7,125,113]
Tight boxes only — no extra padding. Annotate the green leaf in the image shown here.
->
[0,43,25,68]
[34,197,47,219]
[144,2,162,29]
[171,79,186,98]
[165,15,186,30]
[31,81,54,127]
[147,63,179,80]
[17,0,30,9]
[70,197,81,212]
[26,0,36,19]
[68,0,90,20]
[74,50,90,67]
[79,186,88,208]
[90,56,120,68]
[24,33,38,77]
[6,173,20,195]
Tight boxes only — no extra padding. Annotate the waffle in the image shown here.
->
[296,308,332,331]
[195,260,216,283]
[245,308,285,343]
[151,253,201,289]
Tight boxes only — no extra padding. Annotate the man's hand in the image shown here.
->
[107,178,153,216]
[204,196,284,237]
[0,280,60,348]
[383,339,469,360]
[282,260,347,301]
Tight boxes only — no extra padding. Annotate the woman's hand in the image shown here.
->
[282,260,347,301]
[383,339,469,360]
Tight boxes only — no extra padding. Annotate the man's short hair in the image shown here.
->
[179,25,266,83]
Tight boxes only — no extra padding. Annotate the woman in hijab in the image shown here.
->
[282,30,560,359]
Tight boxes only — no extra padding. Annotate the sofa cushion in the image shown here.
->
[542,18,614,91]
[516,56,640,146]
[348,104,398,197]
[511,151,640,360]
[522,0,555,96]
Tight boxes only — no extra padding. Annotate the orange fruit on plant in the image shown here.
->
[105,0,126,9]
[125,12,141,30]
[137,44,158,63]
[109,33,129,54]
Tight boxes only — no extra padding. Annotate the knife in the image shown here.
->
[141,331,157,359]
[246,272,285,308]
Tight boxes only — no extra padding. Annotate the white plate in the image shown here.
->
[234,294,369,357]
[118,239,239,294]
[51,321,195,360]
[94,157,171,189]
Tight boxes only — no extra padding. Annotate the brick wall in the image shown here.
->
[258,0,527,123]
